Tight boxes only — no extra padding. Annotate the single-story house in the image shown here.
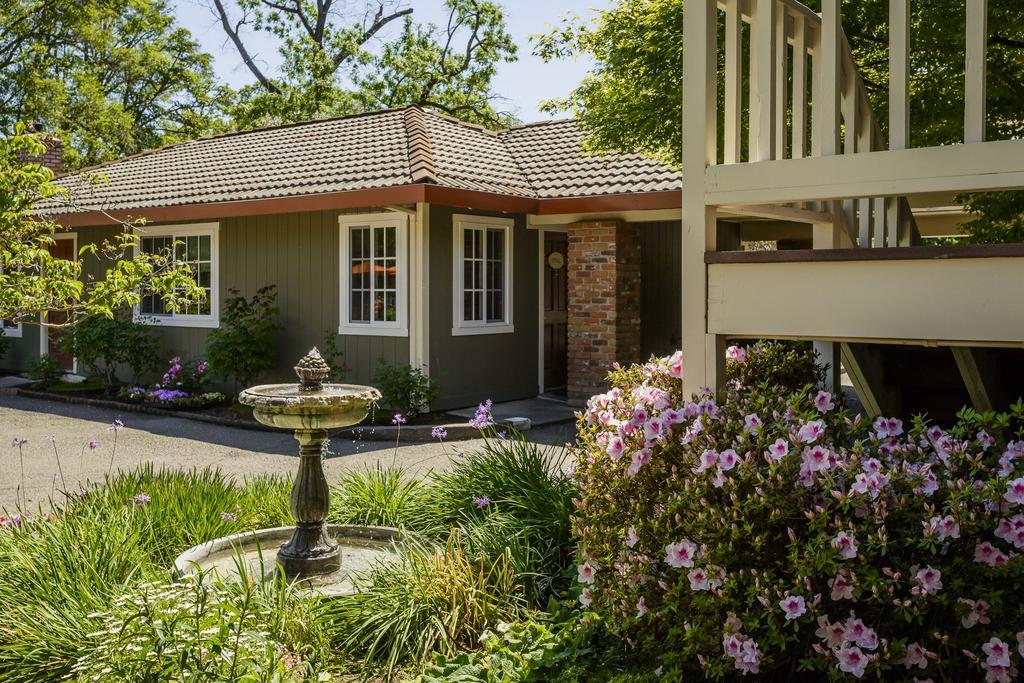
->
[4,106,694,408]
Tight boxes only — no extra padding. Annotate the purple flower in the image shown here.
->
[108,420,124,432]
[431,426,448,440]
[454,449,465,459]
[498,430,508,440]
[10,437,28,448]
[151,388,188,402]
[220,511,237,522]
[469,400,494,429]
[196,360,208,374]
[132,492,150,507]
[88,439,99,450]
[472,496,490,508]
[392,413,407,426]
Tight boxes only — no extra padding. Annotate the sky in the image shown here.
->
[171,0,613,123]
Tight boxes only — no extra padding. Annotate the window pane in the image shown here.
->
[385,292,396,322]
[473,292,482,322]
[374,226,385,258]
[487,228,503,260]
[489,291,504,323]
[199,291,211,315]
[373,291,385,321]
[351,291,365,322]
[385,259,396,289]
[351,227,364,258]
[198,263,211,288]
[464,229,474,257]
[199,235,211,260]
[463,291,474,321]
[473,261,482,289]
[385,226,396,257]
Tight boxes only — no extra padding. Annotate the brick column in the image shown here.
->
[567,220,642,404]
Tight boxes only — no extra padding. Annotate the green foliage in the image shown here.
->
[0,0,226,169]
[320,330,348,381]
[328,465,429,529]
[221,0,517,130]
[0,327,10,359]
[0,466,293,681]
[572,354,1024,679]
[724,340,823,395]
[320,531,526,674]
[958,191,1024,244]
[0,128,206,325]
[206,285,281,392]
[418,605,604,683]
[373,359,439,419]
[61,311,158,391]
[25,354,64,387]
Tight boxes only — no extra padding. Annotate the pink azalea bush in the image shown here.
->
[571,346,1024,680]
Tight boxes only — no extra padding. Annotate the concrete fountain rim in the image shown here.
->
[172,523,401,578]
[238,383,381,410]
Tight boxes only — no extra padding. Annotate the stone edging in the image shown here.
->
[13,387,534,442]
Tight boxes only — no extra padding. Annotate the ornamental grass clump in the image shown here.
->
[572,348,1024,680]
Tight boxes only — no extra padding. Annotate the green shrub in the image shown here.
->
[572,353,1024,680]
[328,465,428,529]
[61,311,158,391]
[25,353,64,387]
[207,285,280,392]
[0,327,11,359]
[373,359,438,418]
[320,329,348,380]
[724,339,822,393]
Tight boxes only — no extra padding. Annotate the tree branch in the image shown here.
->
[210,0,281,93]
[332,6,412,68]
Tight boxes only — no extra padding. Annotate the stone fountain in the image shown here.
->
[174,348,401,594]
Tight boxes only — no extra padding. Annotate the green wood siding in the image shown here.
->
[428,206,538,410]
[639,220,682,358]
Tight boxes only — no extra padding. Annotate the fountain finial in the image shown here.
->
[294,347,330,391]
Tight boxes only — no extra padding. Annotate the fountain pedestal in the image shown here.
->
[278,428,339,576]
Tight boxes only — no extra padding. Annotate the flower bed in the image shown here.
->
[572,346,1024,680]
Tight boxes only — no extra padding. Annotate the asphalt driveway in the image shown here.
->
[0,393,574,511]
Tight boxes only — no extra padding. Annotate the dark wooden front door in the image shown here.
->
[543,232,568,392]
[46,237,76,371]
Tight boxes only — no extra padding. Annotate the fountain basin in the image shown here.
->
[240,383,381,431]
[174,524,402,597]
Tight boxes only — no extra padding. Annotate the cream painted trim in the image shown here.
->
[527,208,681,228]
[40,232,78,373]
[338,212,410,337]
[409,203,430,372]
[133,222,220,329]
[451,214,515,336]
[707,257,1024,346]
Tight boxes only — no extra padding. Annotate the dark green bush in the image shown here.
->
[373,359,439,418]
[206,285,280,392]
[25,353,65,387]
[725,339,822,394]
[61,311,158,391]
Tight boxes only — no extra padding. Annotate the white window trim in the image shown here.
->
[338,212,409,337]
[451,214,515,336]
[133,222,220,329]
[1,321,22,338]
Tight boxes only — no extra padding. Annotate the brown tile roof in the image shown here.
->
[43,106,680,215]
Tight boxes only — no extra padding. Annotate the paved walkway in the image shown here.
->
[0,393,575,512]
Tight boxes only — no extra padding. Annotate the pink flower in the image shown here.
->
[667,351,683,378]
[901,643,931,670]
[688,567,709,590]
[635,596,648,618]
[796,420,826,444]
[815,616,846,648]
[717,449,739,471]
[725,345,747,363]
[605,436,625,461]
[995,515,1024,549]
[665,539,698,568]
[1004,477,1024,505]
[914,566,942,594]
[983,663,1012,683]
[625,526,639,548]
[579,588,593,607]
[983,637,1011,668]
[926,515,960,541]
[743,413,762,433]
[832,531,858,559]
[779,595,807,621]
[643,416,667,444]
[626,448,651,476]
[974,542,1009,567]
[843,617,878,650]
[1017,632,1024,658]
[814,390,835,412]
[766,438,789,462]
[873,416,904,439]
[803,445,833,473]
[830,572,854,600]
[960,598,991,628]
[695,449,718,473]
[837,645,869,678]
[577,561,596,584]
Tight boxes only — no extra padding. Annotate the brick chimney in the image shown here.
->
[18,123,64,176]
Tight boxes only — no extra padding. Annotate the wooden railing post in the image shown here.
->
[751,0,778,161]
[682,0,722,399]
[964,0,988,144]
[724,0,743,164]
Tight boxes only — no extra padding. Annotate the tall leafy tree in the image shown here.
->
[210,0,516,128]
[536,0,1024,241]
[0,0,227,170]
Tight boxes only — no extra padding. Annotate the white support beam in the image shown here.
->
[815,0,841,158]
[792,14,807,158]
[705,138,1024,205]
[720,203,833,224]
[682,0,721,398]
[774,7,788,159]
[707,255,1024,346]
[965,0,988,143]
[724,0,743,164]
[751,0,777,162]
[889,0,909,151]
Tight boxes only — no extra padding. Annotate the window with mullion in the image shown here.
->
[461,225,507,324]
[349,224,398,325]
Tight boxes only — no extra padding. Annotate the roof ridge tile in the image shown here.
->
[403,107,438,184]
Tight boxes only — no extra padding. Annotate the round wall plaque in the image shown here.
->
[547,251,565,270]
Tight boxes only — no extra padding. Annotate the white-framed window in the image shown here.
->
[452,214,514,336]
[338,213,409,337]
[1,320,22,339]
[134,223,219,328]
